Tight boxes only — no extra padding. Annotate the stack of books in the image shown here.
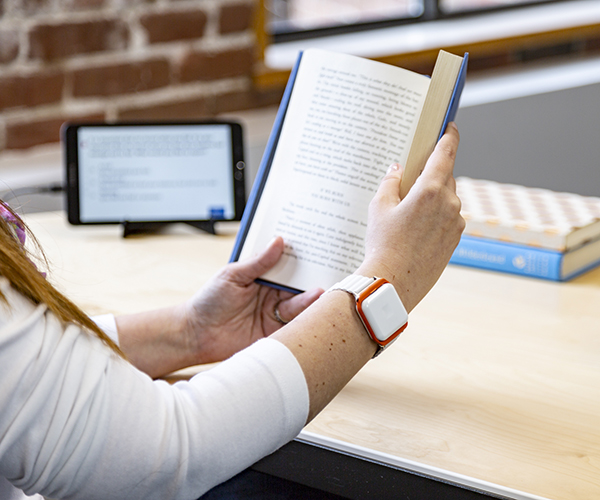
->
[450,178,600,281]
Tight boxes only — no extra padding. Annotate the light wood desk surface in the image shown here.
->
[26,211,600,500]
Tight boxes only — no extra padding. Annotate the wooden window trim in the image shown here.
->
[253,0,600,89]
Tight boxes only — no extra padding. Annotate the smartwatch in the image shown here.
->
[328,275,408,357]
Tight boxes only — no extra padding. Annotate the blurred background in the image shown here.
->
[0,0,598,214]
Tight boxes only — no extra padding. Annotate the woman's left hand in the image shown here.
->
[116,237,322,377]
[183,236,323,364]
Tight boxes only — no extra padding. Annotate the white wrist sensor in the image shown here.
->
[328,275,408,357]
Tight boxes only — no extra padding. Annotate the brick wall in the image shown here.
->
[0,0,280,151]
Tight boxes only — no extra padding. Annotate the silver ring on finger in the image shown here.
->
[273,302,289,325]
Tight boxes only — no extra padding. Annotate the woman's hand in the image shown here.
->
[183,237,323,364]
[116,238,322,378]
[357,122,465,312]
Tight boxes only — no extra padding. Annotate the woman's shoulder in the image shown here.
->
[0,276,46,329]
[0,476,44,500]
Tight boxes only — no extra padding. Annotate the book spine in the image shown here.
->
[450,236,564,280]
[229,51,304,263]
[439,53,469,141]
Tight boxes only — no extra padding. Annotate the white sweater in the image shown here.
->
[0,278,309,500]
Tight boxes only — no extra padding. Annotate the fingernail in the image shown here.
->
[387,163,400,173]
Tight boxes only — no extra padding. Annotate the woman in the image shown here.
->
[0,124,464,500]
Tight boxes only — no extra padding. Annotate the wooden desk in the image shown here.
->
[27,211,600,500]
[26,212,238,317]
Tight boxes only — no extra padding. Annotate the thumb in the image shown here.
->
[376,163,404,205]
[229,236,284,285]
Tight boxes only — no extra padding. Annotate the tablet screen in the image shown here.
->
[73,123,240,223]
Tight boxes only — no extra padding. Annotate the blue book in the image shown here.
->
[450,235,600,281]
[231,49,468,293]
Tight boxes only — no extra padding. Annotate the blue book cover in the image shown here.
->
[450,235,600,281]
[229,52,304,269]
[439,53,468,140]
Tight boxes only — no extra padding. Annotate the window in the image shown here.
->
[267,0,422,35]
[266,0,565,41]
[441,0,550,14]
[257,0,600,90]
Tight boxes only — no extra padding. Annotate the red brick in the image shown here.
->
[117,88,283,122]
[71,59,171,97]
[209,87,282,114]
[28,19,129,61]
[209,89,253,114]
[5,113,105,150]
[117,97,210,121]
[21,0,52,14]
[61,0,107,10]
[0,30,19,64]
[140,9,207,44]
[178,47,254,82]
[0,72,64,111]
[219,3,254,34]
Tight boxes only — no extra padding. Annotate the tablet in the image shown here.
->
[63,121,245,225]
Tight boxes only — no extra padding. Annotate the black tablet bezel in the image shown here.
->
[63,120,246,226]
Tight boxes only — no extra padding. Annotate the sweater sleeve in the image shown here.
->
[0,279,309,500]
[91,313,119,345]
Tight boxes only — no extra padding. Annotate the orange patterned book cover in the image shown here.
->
[456,178,600,252]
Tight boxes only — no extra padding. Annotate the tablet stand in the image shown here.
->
[184,220,217,235]
[122,220,217,238]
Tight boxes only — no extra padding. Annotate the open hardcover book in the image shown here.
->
[231,48,468,293]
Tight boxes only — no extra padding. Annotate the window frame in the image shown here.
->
[253,0,600,89]
[267,0,564,42]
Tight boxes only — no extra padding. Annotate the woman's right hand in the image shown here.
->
[357,122,465,312]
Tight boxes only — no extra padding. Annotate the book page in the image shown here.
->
[240,49,430,291]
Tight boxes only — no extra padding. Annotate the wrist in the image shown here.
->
[355,263,416,313]
[181,299,235,365]
[327,275,408,357]
[116,304,195,378]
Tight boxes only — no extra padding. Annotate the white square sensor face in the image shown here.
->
[361,283,407,341]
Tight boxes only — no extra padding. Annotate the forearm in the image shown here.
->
[115,305,196,378]
[273,289,377,422]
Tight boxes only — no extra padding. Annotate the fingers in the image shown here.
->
[373,162,404,206]
[418,122,460,187]
[275,287,323,324]
[226,236,285,285]
[447,174,457,192]
[376,123,459,206]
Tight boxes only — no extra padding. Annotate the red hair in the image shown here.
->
[0,201,124,357]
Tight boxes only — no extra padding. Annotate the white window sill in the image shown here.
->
[265,0,600,70]
[462,54,600,106]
